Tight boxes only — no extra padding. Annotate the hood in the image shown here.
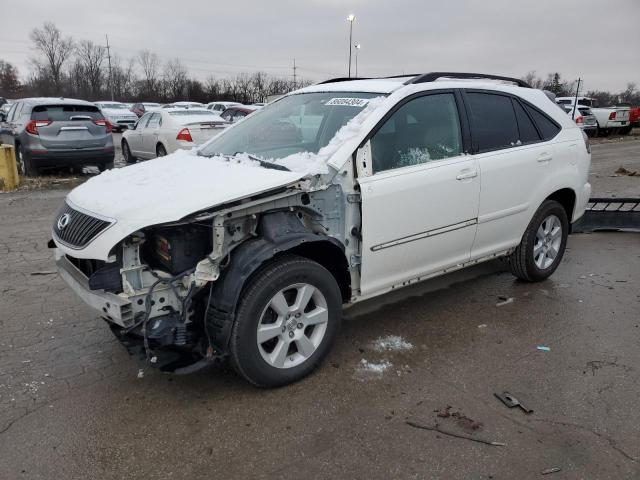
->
[61,151,305,260]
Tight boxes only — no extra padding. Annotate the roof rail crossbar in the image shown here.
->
[404,72,531,88]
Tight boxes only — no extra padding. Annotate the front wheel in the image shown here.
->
[229,255,342,387]
[122,140,136,164]
[508,200,568,282]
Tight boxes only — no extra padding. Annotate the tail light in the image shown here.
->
[25,120,52,135]
[94,119,113,133]
[176,128,193,142]
[575,116,583,124]
[609,112,616,120]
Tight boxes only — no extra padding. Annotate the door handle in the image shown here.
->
[456,169,478,180]
[537,152,553,163]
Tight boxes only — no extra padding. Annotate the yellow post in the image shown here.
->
[0,144,20,191]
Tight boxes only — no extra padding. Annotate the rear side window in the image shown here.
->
[31,105,103,121]
[523,104,561,140]
[512,100,541,144]
[466,93,519,152]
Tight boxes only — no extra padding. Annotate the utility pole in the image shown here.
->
[571,77,581,121]
[105,34,114,101]
[292,58,297,89]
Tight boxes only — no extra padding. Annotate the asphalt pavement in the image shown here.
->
[0,138,638,479]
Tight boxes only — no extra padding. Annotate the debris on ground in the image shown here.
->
[372,335,414,352]
[478,324,488,329]
[612,166,639,177]
[494,392,534,414]
[30,271,57,276]
[541,467,562,475]
[432,406,483,430]
[435,405,452,418]
[137,369,145,379]
[405,420,505,446]
[358,359,392,374]
[537,345,551,352]
[496,296,514,307]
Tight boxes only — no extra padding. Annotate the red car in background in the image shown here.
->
[220,105,261,123]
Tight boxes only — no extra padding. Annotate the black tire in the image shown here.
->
[122,140,136,164]
[98,160,114,172]
[156,144,167,157]
[598,127,610,137]
[508,200,569,282]
[229,254,342,388]
[16,144,37,177]
[586,128,598,138]
[618,126,632,135]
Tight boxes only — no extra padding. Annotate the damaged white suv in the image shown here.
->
[52,73,591,386]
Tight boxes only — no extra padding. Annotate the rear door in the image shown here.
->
[464,91,560,259]
[141,113,162,157]
[31,105,108,150]
[358,91,480,296]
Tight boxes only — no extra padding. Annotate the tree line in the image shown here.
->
[0,22,309,104]
[1,22,638,107]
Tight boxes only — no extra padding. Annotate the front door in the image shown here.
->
[358,92,480,297]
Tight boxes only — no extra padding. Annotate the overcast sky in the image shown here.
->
[1,0,638,92]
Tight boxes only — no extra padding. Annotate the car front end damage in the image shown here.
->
[51,178,358,373]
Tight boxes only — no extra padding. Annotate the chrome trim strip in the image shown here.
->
[371,219,477,252]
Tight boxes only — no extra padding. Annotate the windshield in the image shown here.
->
[199,92,380,160]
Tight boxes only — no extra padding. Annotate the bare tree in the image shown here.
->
[163,58,188,100]
[138,50,160,99]
[0,60,21,97]
[521,71,544,89]
[111,55,136,99]
[29,22,75,90]
[76,40,106,98]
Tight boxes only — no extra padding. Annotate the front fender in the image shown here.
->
[205,211,344,354]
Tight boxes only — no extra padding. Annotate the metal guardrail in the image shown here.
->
[572,198,640,233]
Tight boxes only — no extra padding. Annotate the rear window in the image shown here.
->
[466,92,519,152]
[578,107,592,116]
[168,110,217,116]
[523,104,561,140]
[32,105,103,121]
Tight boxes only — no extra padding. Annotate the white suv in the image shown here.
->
[52,72,591,386]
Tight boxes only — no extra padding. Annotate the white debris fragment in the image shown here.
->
[496,297,514,307]
[137,369,145,379]
[372,335,414,352]
[478,324,488,329]
[359,359,392,374]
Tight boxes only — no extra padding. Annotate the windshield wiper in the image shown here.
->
[234,152,291,172]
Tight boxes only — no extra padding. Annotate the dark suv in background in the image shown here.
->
[0,98,115,176]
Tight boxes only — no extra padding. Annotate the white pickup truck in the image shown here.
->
[556,96,631,136]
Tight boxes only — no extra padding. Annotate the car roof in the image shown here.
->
[17,97,97,107]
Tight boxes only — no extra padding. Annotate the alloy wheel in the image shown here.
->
[256,283,329,369]
[534,214,562,269]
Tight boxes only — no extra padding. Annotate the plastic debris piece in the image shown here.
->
[537,345,551,352]
[541,467,562,475]
[478,324,488,329]
[137,369,145,378]
[496,297,514,307]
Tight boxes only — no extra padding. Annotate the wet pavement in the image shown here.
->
[0,141,639,479]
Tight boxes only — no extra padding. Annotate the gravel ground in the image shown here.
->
[0,137,639,479]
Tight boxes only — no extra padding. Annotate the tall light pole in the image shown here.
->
[354,43,361,77]
[347,14,355,78]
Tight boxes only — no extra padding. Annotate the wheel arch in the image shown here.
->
[545,187,576,227]
[205,210,349,354]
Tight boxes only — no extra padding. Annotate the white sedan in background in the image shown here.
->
[121,108,228,163]
[94,101,139,132]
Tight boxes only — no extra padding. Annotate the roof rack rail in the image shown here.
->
[404,72,531,88]
[317,77,372,84]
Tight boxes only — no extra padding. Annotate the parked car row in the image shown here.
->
[0,95,264,175]
[556,96,633,136]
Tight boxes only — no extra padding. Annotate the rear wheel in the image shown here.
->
[619,126,632,135]
[16,144,37,177]
[156,144,167,157]
[229,255,342,387]
[122,140,136,164]
[508,200,568,282]
[98,160,114,172]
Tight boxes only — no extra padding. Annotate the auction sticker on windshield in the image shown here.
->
[325,98,370,107]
